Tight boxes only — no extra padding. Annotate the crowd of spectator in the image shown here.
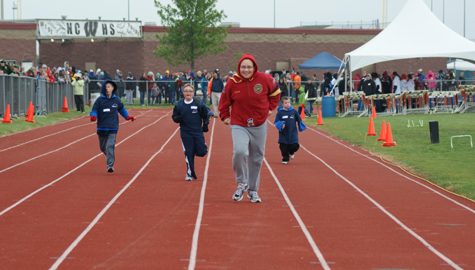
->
[2,58,473,112]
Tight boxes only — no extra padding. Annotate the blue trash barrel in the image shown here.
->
[321,96,336,118]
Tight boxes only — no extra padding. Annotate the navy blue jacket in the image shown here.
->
[210,77,224,93]
[172,97,213,137]
[274,106,306,144]
[90,79,130,134]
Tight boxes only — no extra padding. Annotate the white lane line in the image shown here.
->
[0,116,88,139]
[0,110,153,174]
[307,127,475,214]
[0,109,152,152]
[188,119,216,270]
[263,158,331,270]
[0,111,172,217]
[49,127,180,270]
[0,133,96,173]
[266,120,330,269]
[0,122,94,152]
[300,144,463,270]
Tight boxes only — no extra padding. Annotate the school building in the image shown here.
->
[0,20,445,77]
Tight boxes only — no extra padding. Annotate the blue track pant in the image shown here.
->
[181,134,208,179]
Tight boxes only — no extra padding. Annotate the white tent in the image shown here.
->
[447,60,475,72]
[345,0,475,73]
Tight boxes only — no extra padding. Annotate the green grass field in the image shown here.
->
[304,112,475,200]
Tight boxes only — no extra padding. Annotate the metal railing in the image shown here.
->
[87,79,195,106]
[0,74,75,118]
[299,20,382,29]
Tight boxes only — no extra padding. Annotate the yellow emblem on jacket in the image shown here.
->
[254,84,263,94]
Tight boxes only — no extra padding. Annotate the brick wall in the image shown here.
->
[39,39,144,77]
[0,25,37,67]
[1,23,448,80]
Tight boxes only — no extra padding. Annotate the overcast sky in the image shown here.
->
[3,0,474,40]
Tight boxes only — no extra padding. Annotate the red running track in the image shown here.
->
[0,108,474,270]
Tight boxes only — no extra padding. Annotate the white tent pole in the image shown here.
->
[330,59,346,95]
[348,57,353,94]
[344,65,348,98]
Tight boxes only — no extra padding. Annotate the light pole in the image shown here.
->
[12,1,16,20]
[273,0,275,28]
[463,0,466,37]
[128,0,130,21]
[443,0,445,23]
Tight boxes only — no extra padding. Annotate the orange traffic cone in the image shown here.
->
[382,123,397,147]
[317,108,324,125]
[2,104,12,123]
[25,105,35,123]
[62,96,70,112]
[372,105,377,118]
[376,120,387,141]
[366,117,377,136]
[300,104,306,120]
[25,102,32,118]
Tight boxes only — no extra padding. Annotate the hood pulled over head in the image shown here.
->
[101,79,117,97]
[236,53,258,81]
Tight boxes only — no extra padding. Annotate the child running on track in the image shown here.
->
[274,96,306,164]
[90,79,135,173]
[172,83,213,181]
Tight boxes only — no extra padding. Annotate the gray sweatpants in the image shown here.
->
[98,133,117,168]
[211,91,222,116]
[125,89,134,105]
[231,123,268,191]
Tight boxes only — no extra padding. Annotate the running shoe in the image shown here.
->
[232,183,249,201]
[247,190,262,203]
[282,161,289,164]
[290,154,294,160]
[107,167,114,173]
[185,174,192,181]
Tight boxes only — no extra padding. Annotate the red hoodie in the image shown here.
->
[218,54,280,127]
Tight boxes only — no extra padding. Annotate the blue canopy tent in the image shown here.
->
[299,52,345,70]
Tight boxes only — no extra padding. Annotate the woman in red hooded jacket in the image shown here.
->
[218,54,280,203]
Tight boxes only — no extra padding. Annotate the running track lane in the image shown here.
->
[48,118,215,269]
[0,110,151,168]
[296,126,475,268]
[0,109,175,269]
[262,120,473,269]
[189,120,327,269]
[0,110,160,212]
[2,110,474,269]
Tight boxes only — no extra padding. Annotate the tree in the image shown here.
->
[153,0,230,72]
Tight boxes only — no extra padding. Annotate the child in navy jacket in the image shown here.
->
[274,96,306,164]
[172,83,213,181]
[90,79,135,172]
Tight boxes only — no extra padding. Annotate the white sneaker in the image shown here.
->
[185,174,192,181]
[232,183,249,201]
[247,190,262,203]
[290,154,294,160]
[282,161,288,164]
